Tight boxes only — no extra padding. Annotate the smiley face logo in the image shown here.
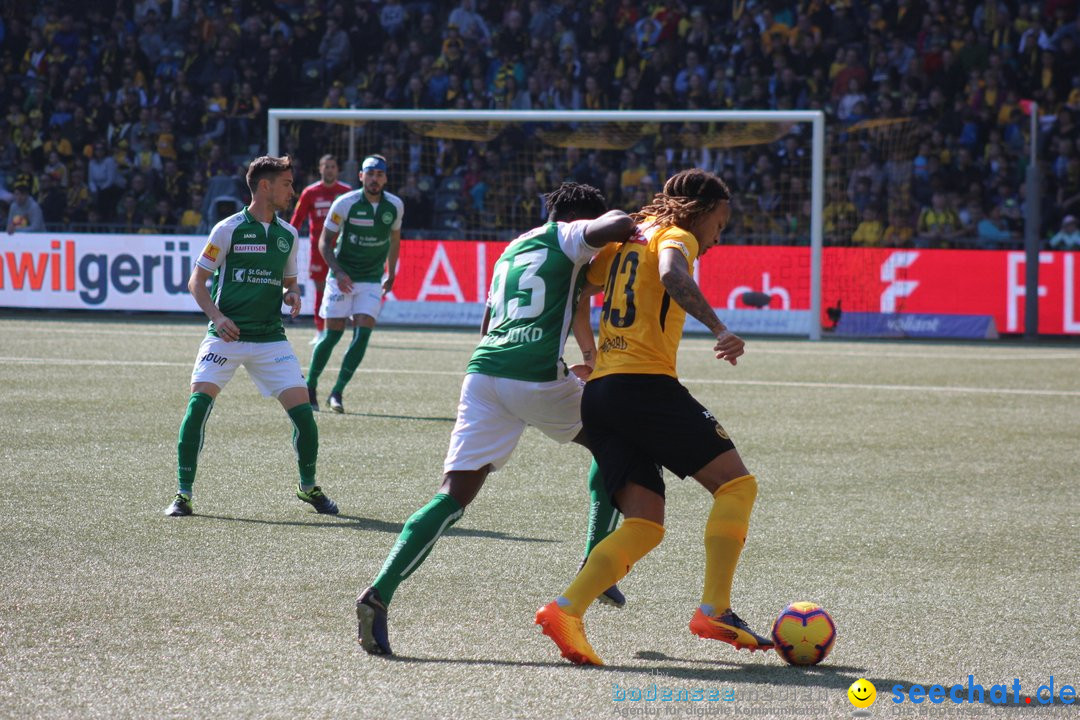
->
[848,679,877,708]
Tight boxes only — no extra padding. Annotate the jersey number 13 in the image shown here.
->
[489,249,548,326]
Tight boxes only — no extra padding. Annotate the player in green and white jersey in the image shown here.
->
[305,154,404,413]
[355,183,636,655]
[164,155,338,517]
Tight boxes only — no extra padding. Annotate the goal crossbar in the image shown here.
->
[268,108,825,340]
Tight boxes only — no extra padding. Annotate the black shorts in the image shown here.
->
[581,373,737,503]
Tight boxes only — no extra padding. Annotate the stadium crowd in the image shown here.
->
[1,0,1080,248]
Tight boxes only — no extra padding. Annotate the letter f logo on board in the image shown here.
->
[880,251,919,312]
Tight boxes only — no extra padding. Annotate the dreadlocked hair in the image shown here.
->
[545,182,608,221]
[631,169,731,229]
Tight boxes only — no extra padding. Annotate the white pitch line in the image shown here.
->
[4,324,1079,359]
[680,377,1080,397]
[0,356,464,375]
[0,325,479,347]
[731,347,1080,361]
[2,356,1077,397]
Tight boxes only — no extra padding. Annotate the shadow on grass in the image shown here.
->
[195,512,554,543]
[629,653,1047,709]
[361,650,1049,708]
[369,343,467,354]
[375,652,871,688]
[379,654,568,669]
[328,410,456,422]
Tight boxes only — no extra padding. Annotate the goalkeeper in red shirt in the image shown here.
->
[289,154,352,342]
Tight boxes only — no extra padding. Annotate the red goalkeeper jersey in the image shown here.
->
[290,180,352,242]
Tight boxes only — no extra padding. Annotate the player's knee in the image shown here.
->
[440,469,487,507]
[717,473,757,502]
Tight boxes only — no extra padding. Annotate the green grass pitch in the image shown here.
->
[1,314,1077,719]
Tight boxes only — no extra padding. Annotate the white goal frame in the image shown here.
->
[269,109,825,340]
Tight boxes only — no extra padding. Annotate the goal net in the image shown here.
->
[270,110,841,337]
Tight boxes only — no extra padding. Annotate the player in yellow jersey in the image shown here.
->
[535,169,773,666]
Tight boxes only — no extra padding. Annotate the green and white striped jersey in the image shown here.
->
[196,207,299,343]
[323,189,404,282]
[467,220,598,382]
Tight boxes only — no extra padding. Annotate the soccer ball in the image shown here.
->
[771,601,836,665]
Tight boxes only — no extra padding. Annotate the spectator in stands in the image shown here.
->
[229,82,261,152]
[837,77,868,123]
[38,173,66,228]
[66,168,92,225]
[510,175,543,229]
[5,183,45,233]
[619,150,647,196]
[115,192,143,233]
[1050,214,1080,249]
[88,142,122,221]
[1058,156,1080,217]
[128,172,157,219]
[448,0,490,46]
[320,16,351,81]
[149,198,175,233]
[132,133,164,176]
[179,192,203,232]
[824,186,857,244]
[975,204,1016,248]
[850,177,876,218]
[1,0,1075,243]
[918,192,964,248]
[44,150,69,188]
[198,49,237,91]
[198,104,227,150]
[675,50,708,97]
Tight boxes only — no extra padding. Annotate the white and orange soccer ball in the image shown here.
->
[771,601,836,665]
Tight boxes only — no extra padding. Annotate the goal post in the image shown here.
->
[268,108,826,340]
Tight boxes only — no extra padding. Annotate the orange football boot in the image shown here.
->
[535,601,604,666]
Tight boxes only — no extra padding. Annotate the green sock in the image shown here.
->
[287,403,318,488]
[373,493,463,604]
[331,326,372,395]
[177,392,214,495]
[584,458,620,559]
[306,328,344,389]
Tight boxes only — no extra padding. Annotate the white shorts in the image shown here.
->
[189,336,306,398]
[443,372,585,474]
[320,276,383,320]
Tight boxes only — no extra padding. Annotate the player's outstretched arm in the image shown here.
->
[658,247,744,365]
[188,265,239,341]
[583,210,636,248]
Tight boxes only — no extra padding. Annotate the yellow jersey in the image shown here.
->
[586,219,699,380]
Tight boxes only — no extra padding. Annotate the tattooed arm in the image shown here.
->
[571,282,602,370]
[658,247,745,365]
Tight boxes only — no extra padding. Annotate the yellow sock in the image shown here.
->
[701,474,757,614]
[559,517,664,617]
